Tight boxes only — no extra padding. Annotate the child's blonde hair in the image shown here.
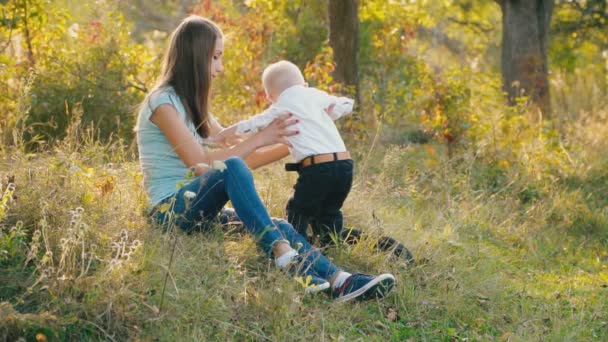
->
[262,60,306,99]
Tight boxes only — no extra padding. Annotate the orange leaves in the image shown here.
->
[87,20,103,44]
[95,176,114,196]
[419,70,473,156]
[304,45,336,92]
[254,89,267,108]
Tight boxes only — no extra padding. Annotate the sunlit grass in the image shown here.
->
[1,103,608,340]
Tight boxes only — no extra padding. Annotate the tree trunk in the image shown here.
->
[500,0,554,117]
[22,0,36,68]
[328,0,360,103]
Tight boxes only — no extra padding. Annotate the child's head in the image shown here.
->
[262,60,306,102]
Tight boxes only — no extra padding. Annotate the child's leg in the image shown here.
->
[286,209,312,237]
[285,168,328,237]
[310,160,354,245]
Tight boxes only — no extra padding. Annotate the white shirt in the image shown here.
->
[236,85,354,162]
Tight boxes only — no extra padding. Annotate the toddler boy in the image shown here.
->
[215,60,354,244]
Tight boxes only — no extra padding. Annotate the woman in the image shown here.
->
[135,15,394,303]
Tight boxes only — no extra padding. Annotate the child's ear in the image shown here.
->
[265,92,275,103]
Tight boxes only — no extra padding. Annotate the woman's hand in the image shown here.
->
[252,112,299,148]
[205,133,243,148]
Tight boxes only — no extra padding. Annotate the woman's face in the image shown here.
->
[210,37,224,80]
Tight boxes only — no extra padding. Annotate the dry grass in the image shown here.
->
[1,98,607,341]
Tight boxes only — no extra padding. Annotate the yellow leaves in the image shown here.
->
[373,39,385,48]
[303,44,336,92]
[424,156,439,169]
[294,275,313,288]
[159,203,171,213]
[81,191,95,204]
[498,159,510,169]
[360,1,385,21]
[244,0,274,10]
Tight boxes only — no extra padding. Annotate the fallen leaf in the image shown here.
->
[499,331,512,341]
[476,293,490,302]
[374,320,388,329]
[386,307,400,322]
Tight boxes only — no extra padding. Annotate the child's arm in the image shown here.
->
[201,115,239,148]
[322,93,355,120]
[208,106,284,147]
[235,106,283,135]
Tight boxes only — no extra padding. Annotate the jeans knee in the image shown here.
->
[223,157,251,175]
[224,157,247,170]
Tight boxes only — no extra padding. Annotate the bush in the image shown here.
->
[0,1,157,148]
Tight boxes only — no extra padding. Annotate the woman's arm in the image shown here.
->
[208,115,224,135]
[204,115,240,147]
[151,104,295,176]
[245,144,290,170]
[209,124,240,147]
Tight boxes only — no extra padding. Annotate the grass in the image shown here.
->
[1,105,607,341]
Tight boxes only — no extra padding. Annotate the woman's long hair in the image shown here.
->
[147,16,223,138]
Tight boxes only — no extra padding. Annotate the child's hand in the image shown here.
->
[324,97,353,120]
[324,103,337,116]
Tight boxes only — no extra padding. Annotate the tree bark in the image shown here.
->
[22,0,36,68]
[328,0,360,103]
[499,0,554,117]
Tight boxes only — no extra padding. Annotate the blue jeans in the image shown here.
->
[151,157,340,280]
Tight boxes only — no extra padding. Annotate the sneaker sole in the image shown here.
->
[334,274,395,303]
[305,281,330,294]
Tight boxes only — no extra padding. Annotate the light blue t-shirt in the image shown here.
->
[135,86,205,208]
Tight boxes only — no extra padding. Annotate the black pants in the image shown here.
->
[285,159,415,264]
[286,159,354,244]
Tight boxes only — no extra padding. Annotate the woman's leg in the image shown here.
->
[154,157,288,254]
[153,173,228,232]
[273,218,341,281]
[219,208,340,282]
[218,208,396,302]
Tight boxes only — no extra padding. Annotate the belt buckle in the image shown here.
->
[285,163,300,172]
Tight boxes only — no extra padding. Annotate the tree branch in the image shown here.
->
[0,6,17,54]
[447,17,494,33]
[417,25,465,56]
